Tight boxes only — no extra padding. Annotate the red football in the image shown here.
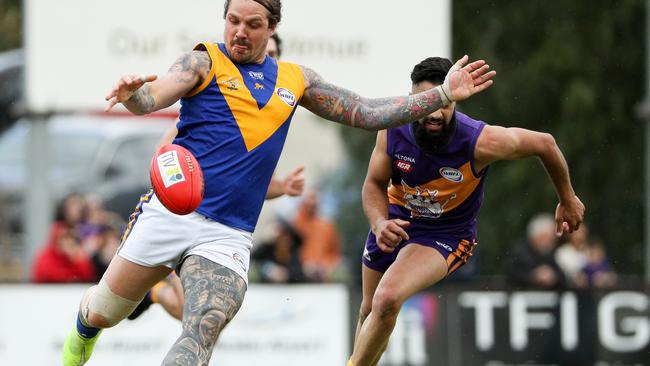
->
[149,144,204,215]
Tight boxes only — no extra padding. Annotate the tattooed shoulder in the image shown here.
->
[300,65,323,89]
[192,50,212,75]
[168,51,212,84]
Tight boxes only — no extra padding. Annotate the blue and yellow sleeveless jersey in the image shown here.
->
[173,42,305,232]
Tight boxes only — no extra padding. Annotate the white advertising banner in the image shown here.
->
[24,0,451,113]
[0,284,348,365]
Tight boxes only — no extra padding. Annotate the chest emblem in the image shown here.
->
[401,180,456,219]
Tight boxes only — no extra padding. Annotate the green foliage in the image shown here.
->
[453,0,645,274]
[335,0,646,277]
[0,0,22,51]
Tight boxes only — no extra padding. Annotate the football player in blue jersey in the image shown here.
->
[127,32,304,322]
[62,0,495,365]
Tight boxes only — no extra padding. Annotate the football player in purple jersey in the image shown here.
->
[348,57,584,366]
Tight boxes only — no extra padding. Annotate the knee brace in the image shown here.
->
[80,279,141,327]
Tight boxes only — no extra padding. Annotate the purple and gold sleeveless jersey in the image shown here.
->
[173,42,305,232]
[386,111,488,238]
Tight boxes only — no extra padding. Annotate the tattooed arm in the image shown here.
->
[298,55,495,130]
[105,51,212,114]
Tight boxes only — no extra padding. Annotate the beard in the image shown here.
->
[412,114,457,154]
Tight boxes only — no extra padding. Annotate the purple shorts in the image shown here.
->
[362,224,477,275]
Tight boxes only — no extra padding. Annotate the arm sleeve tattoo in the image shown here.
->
[125,51,211,115]
[299,66,445,130]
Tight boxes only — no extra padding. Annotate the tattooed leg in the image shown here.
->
[161,255,246,366]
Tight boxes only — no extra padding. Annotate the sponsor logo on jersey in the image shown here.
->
[156,150,186,188]
[276,87,296,107]
[248,71,264,80]
[395,154,415,163]
[396,159,413,173]
[435,241,453,252]
[221,76,240,91]
[439,167,464,182]
[254,83,264,90]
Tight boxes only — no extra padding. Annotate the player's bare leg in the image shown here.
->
[161,255,246,366]
[349,244,448,366]
[352,266,385,366]
[62,256,172,366]
[157,274,185,321]
[354,266,383,345]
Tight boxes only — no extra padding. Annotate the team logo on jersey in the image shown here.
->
[221,77,240,91]
[276,88,296,106]
[156,150,186,188]
[248,71,264,80]
[401,180,456,219]
[396,160,413,173]
[254,83,264,90]
[439,167,464,182]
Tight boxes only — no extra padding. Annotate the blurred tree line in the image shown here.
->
[336,0,646,277]
[0,0,21,51]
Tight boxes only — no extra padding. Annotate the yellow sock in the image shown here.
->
[347,359,355,366]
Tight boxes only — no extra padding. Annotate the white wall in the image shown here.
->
[0,284,348,365]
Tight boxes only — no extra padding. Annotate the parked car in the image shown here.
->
[0,113,175,232]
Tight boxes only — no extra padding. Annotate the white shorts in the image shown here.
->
[117,191,253,284]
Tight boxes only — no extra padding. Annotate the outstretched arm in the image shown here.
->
[299,55,495,130]
[362,131,410,253]
[105,51,211,115]
[474,126,585,234]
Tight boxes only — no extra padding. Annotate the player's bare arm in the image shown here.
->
[265,166,305,199]
[162,256,246,365]
[362,131,410,253]
[299,56,495,130]
[105,51,212,114]
[474,125,585,233]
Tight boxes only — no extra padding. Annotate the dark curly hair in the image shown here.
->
[223,0,282,28]
[410,57,453,86]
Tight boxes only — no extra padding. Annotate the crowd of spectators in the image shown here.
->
[506,213,616,290]
[31,193,123,283]
[251,189,343,283]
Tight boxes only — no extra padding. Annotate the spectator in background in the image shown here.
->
[89,225,121,279]
[32,228,95,283]
[555,224,590,288]
[293,189,342,282]
[582,238,617,289]
[506,213,566,290]
[32,193,96,283]
[252,219,305,283]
